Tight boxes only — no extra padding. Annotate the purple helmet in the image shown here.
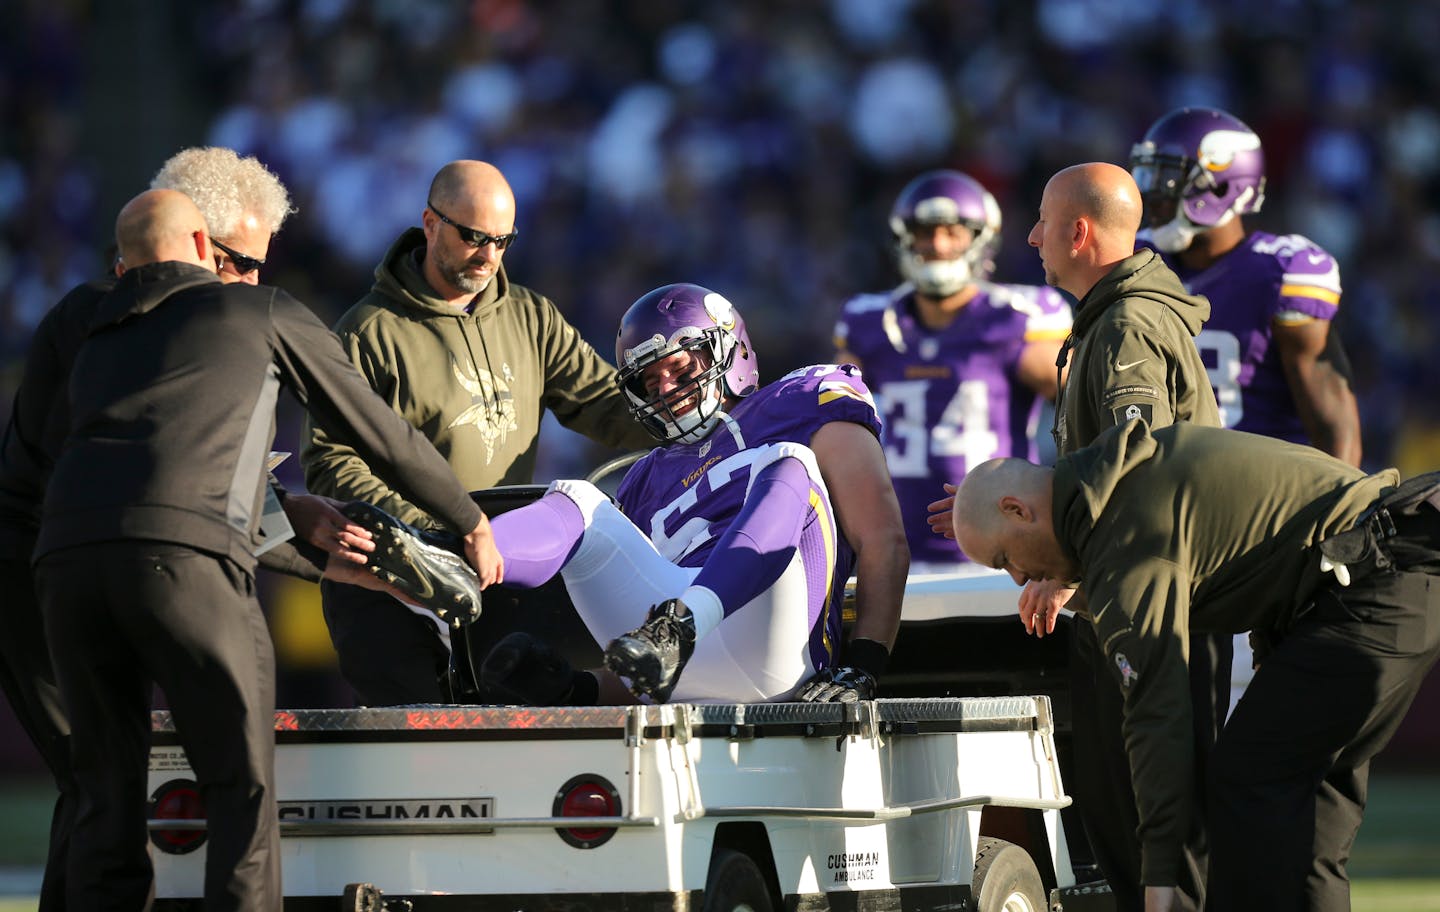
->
[614,283,759,444]
[889,169,1002,296]
[1129,106,1267,253]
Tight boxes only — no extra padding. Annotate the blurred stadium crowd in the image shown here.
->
[5,1,1440,470]
[2,0,1440,724]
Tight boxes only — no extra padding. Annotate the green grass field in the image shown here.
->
[1,773,1437,910]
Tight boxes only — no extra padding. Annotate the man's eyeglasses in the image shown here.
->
[213,239,265,276]
[427,202,518,251]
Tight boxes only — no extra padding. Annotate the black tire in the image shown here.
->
[702,848,775,912]
[340,882,385,912]
[972,837,1046,912]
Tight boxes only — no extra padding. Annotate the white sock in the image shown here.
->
[678,585,723,641]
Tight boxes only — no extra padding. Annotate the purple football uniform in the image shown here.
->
[1160,231,1341,443]
[616,364,881,662]
[834,284,1071,565]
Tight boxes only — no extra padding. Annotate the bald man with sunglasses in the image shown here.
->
[33,188,499,910]
[303,159,654,706]
[0,146,369,912]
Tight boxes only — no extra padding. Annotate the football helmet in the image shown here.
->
[614,283,759,444]
[1130,106,1267,253]
[889,169,1002,296]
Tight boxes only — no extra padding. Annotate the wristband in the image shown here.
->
[847,637,890,677]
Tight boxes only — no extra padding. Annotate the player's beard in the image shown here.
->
[433,245,495,295]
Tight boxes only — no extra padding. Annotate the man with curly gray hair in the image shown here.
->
[0,147,324,911]
[150,146,296,284]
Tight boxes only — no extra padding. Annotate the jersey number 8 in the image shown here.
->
[1195,329,1242,429]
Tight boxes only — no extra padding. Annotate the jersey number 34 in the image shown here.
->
[879,379,999,479]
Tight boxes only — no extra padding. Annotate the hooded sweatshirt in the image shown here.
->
[1053,421,1396,886]
[36,262,482,569]
[1054,249,1221,454]
[302,228,652,528]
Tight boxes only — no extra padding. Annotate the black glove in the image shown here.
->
[794,637,889,703]
[795,665,877,703]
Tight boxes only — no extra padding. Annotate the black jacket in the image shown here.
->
[36,262,482,570]
[0,279,112,556]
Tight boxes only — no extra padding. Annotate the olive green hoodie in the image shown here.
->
[1054,421,1397,886]
[302,228,652,528]
[1054,249,1220,454]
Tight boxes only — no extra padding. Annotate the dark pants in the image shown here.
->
[0,554,74,912]
[1208,567,1440,911]
[36,542,280,912]
[1070,619,1228,912]
[322,579,450,705]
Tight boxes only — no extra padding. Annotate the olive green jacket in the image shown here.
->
[1054,249,1220,454]
[1054,421,1396,885]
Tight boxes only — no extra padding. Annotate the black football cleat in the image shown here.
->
[603,599,696,703]
[340,502,482,626]
[480,632,581,706]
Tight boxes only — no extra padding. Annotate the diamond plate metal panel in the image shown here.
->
[151,696,1046,734]
[151,705,641,733]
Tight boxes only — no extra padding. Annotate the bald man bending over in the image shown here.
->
[1023,163,1222,911]
[950,422,1440,911]
[35,188,501,911]
[304,159,655,706]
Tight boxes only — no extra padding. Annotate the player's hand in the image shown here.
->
[282,493,374,563]
[462,514,504,588]
[795,666,878,703]
[1019,578,1075,638]
[1144,886,1176,912]
[925,483,959,540]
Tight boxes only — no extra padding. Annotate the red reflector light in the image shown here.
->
[560,785,613,839]
[552,774,620,849]
[148,778,208,855]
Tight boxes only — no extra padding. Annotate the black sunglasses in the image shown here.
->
[427,202,518,251]
[212,239,265,276]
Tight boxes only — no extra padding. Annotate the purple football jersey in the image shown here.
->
[834,283,1071,565]
[1161,231,1341,444]
[616,364,881,653]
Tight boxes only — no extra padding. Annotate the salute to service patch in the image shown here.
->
[1113,402,1154,425]
[1101,384,1158,427]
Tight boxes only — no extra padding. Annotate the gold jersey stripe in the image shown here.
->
[811,488,837,656]
[1279,283,1341,305]
[1024,328,1073,342]
[819,388,870,407]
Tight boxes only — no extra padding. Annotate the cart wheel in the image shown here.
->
[341,882,383,912]
[972,837,1046,912]
[702,848,775,912]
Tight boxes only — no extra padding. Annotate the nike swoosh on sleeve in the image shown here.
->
[1115,359,1149,371]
